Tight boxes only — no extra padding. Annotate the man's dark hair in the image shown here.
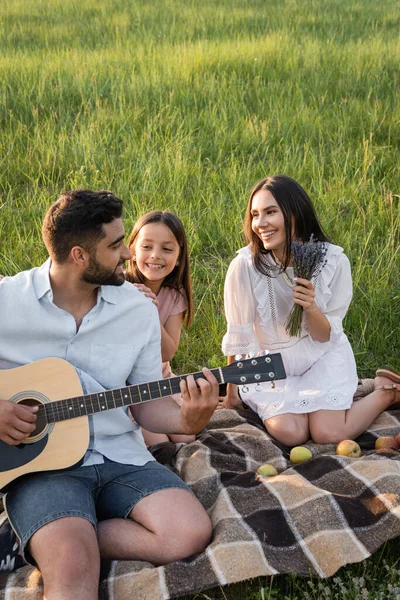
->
[42,189,124,263]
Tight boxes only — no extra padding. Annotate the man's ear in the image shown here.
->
[70,246,89,267]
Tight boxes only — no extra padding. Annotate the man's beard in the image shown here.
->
[83,255,125,286]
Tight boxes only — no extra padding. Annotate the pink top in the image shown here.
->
[157,287,188,378]
[157,286,188,326]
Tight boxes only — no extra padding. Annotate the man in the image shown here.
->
[0,189,219,599]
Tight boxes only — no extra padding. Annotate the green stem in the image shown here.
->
[285,305,303,337]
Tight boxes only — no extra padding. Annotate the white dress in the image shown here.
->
[221,244,358,421]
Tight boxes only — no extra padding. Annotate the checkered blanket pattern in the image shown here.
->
[1,405,400,600]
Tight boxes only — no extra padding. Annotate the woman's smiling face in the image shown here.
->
[250,189,287,261]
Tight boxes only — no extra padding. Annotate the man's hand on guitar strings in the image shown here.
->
[0,399,38,446]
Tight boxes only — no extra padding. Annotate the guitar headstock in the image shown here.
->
[223,353,286,386]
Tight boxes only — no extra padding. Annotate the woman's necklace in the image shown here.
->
[271,252,294,288]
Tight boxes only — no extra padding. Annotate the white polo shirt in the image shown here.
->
[0,259,162,466]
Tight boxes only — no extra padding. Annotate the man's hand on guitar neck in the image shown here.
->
[0,400,38,445]
[179,368,219,434]
[131,368,219,436]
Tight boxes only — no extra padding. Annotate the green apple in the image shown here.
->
[290,446,313,464]
[256,463,278,477]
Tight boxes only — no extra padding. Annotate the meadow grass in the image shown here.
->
[0,0,399,597]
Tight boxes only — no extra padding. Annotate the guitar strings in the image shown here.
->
[40,382,183,421]
[33,369,223,422]
[29,360,268,422]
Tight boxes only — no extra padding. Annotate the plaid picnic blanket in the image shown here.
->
[1,405,400,599]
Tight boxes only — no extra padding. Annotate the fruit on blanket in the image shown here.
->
[375,436,399,450]
[256,463,278,477]
[336,440,361,458]
[290,446,312,464]
[376,448,399,456]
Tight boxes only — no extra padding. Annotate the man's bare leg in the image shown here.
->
[98,488,211,565]
[29,517,100,600]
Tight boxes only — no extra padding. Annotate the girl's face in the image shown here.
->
[251,189,287,261]
[133,222,181,292]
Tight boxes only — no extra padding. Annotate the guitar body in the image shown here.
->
[0,358,89,490]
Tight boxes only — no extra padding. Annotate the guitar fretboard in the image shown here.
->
[43,369,224,424]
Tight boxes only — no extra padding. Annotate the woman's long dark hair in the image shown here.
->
[125,211,193,327]
[244,175,332,276]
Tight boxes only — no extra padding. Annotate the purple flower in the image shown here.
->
[285,236,328,337]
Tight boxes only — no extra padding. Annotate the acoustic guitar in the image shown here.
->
[0,354,286,490]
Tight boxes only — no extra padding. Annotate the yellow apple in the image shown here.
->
[336,440,362,458]
[289,446,313,464]
[375,436,399,450]
[256,463,278,477]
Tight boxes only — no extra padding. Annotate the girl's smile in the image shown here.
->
[133,222,181,293]
[251,189,287,262]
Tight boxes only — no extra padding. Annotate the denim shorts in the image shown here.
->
[4,459,191,565]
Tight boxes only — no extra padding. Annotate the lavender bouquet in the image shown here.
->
[284,235,328,337]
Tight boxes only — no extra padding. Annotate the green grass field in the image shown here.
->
[0,0,399,597]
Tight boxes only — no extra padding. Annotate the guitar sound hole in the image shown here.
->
[17,398,48,439]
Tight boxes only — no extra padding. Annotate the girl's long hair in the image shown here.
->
[244,175,331,276]
[126,211,193,327]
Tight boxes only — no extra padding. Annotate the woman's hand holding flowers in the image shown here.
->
[291,277,331,342]
[292,277,317,312]
[284,237,328,338]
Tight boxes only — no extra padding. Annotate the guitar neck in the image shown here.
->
[44,368,225,424]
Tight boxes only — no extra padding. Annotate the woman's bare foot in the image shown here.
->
[374,376,400,405]
[216,383,243,410]
[217,393,243,409]
[354,378,375,399]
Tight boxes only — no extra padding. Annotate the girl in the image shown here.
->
[126,210,195,445]
[221,175,399,446]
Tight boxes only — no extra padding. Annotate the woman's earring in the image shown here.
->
[176,261,180,266]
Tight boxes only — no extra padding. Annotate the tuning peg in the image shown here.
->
[241,385,249,394]
[248,351,256,359]
[255,383,263,392]
[234,355,242,361]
